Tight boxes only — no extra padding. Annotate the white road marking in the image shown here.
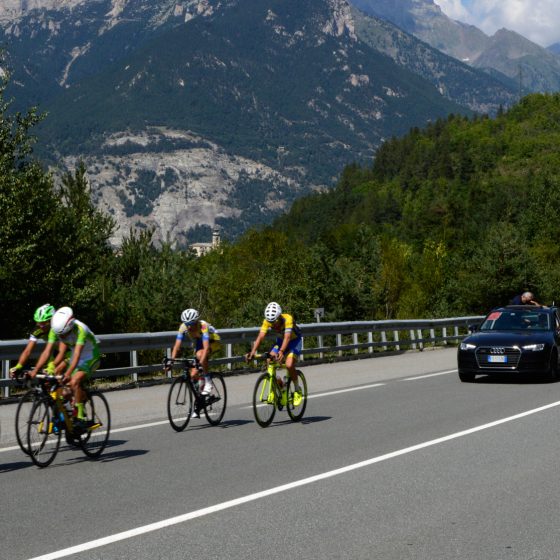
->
[403,369,457,381]
[27,399,560,560]
[243,382,387,409]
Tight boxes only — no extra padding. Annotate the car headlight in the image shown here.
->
[460,342,476,350]
[522,343,545,351]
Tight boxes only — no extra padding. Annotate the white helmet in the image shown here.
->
[51,306,75,336]
[264,302,282,322]
[181,308,200,325]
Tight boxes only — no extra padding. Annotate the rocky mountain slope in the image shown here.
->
[350,0,560,93]
[0,0,516,245]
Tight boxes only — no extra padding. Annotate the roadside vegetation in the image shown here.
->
[2,68,560,338]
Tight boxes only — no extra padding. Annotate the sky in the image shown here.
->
[434,0,560,47]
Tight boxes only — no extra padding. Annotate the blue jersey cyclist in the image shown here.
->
[30,307,101,427]
[246,302,303,401]
[169,308,221,411]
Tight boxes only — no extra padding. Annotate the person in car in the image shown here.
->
[510,291,541,306]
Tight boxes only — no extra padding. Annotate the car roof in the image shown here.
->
[492,305,558,314]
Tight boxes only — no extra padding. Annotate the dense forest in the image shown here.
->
[3,77,560,338]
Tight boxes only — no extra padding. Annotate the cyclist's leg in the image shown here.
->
[197,341,220,394]
[70,357,99,420]
[285,338,303,385]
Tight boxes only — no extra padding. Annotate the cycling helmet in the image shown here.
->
[181,308,200,325]
[51,306,75,336]
[264,302,282,322]
[34,304,55,323]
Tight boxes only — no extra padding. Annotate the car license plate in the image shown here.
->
[488,355,507,363]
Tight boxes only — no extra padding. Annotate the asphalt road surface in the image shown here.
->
[2,347,560,560]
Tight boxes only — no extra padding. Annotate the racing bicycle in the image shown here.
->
[164,357,227,431]
[251,353,308,427]
[26,374,111,468]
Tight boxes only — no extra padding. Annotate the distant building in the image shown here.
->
[190,227,221,256]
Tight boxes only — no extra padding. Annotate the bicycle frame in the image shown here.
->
[164,356,227,430]
[34,375,76,434]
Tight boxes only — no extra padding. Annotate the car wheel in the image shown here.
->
[545,350,559,382]
[458,370,476,383]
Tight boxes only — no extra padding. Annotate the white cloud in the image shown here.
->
[435,0,560,47]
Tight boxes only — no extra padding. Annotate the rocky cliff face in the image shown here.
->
[0,0,515,246]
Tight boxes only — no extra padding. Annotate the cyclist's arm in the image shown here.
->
[10,339,37,375]
[247,330,267,360]
[170,338,182,360]
[52,342,68,368]
[199,337,211,369]
[277,331,291,363]
[63,343,83,382]
[30,342,55,377]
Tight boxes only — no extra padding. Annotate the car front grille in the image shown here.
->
[475,346,521,369]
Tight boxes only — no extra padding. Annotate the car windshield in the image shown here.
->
[480,310,550,331]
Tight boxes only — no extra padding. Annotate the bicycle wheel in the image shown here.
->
[203,373,227,426]
[287,370,308,422]
[15,389,38,455]
[79,391,111,458]
[252,373,277,428]
[167,376,194,432]
[27,398,61,468]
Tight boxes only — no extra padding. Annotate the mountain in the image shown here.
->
[0,0,516,245]
[350,0,560,93]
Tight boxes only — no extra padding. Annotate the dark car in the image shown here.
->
[457,305,560,382]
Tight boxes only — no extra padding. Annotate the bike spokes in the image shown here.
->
[287,370,307,422]
[252,373,276,427]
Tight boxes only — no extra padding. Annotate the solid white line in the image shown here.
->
[27,398,560,560]
[242,382,386,409]
[403,369,457,381]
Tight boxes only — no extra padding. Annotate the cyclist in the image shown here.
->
[30,306,101,428]
[9,304,62,378]
[168,308,221,416]
[246,302,303,405]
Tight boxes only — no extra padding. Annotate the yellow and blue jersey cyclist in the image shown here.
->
[246,302,303,403]
[169,308,221,415]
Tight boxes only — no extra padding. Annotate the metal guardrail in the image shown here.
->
[0,316,483,397]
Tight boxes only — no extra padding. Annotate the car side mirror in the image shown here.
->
[468,323,480,333]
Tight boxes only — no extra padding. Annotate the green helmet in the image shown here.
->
[34,304,55,323]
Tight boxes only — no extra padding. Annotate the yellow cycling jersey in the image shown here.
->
[260,313,301,340]
[177,320,220,343]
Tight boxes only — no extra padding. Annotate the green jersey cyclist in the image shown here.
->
[246,302,303,406]
[30,307,101,428]
[9,304,62,378]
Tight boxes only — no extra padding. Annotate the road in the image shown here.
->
[2,347,560,559]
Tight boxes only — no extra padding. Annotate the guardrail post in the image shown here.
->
[381,330,387,351]
[300,337,304,362]
[353,333,359,354]
[368,332,373,354]
[227,343,233,370]
[2,360,9,398]
[337,334,342,357]
[318,334,324,359]
[442,326,447,345]
[454,326,459,340]
[394,330,400,351]
[130,350,138,383]
[166,347,172,378]
[417,329,424,350]
[430,328,435,347]
[410,329,416,350]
